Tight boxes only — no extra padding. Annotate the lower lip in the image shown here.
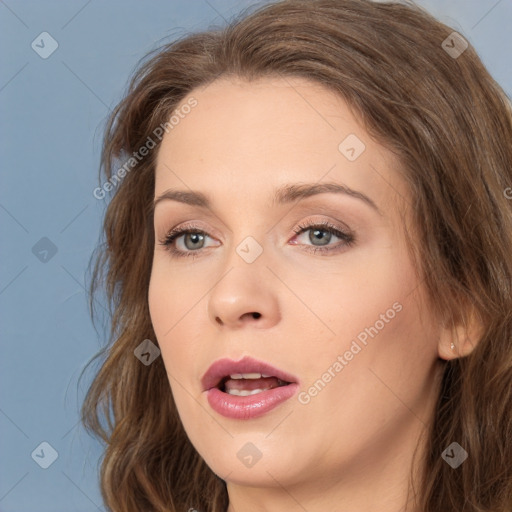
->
[205,383,299,419]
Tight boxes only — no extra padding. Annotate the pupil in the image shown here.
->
[186,233,203,249]
[311,229,330,246]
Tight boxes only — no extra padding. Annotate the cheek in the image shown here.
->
[148,268,215,449]
[319,276,435,417]
[294,240,435,397]
[148,267,169,346]
[148,257,198,336]
[148,264,188,374]
[289,266,437,465]
[290,237,415,348]
[148,260,210,384]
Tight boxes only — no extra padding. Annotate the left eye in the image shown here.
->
[158,221,355,258]
[291,221,355,254]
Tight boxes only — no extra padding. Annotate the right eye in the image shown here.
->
[158,222,217,259]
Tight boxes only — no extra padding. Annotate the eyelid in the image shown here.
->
[160,220,222,242]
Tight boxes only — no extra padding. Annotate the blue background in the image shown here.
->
[1,1,511,510]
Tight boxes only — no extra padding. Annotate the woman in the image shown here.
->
[81,0,512,510]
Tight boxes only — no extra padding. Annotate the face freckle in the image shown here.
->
[148,75,442,502]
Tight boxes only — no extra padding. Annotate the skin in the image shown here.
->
[148,76,474,511]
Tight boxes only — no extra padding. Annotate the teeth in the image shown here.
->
[229,373,264,379]
[227,388,265,396]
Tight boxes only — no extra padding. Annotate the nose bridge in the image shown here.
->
[221,208,270,266]
[207,230,280,328]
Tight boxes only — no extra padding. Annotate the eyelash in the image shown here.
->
[158,220,355,259]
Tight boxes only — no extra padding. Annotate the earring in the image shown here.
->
[450,342,455,350]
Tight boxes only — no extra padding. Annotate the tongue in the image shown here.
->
[223,377,285,393]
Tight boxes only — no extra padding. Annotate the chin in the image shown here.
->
[193,434,303,486]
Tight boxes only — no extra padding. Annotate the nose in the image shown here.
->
[208,263,281,330]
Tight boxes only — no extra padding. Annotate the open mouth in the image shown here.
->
[203,357,299,419]
[217,373,291,396]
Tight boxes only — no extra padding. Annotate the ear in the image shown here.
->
[438,300,485,361]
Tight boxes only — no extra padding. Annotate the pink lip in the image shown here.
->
[201,356,300,420]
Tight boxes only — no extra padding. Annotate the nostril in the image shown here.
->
[251,312,261,319]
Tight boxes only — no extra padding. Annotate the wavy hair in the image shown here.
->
[81,0,512,510]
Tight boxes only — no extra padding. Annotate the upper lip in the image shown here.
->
[201,356,299,391]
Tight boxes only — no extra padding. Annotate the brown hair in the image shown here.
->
[81,0,512,510]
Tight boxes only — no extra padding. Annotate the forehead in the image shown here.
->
[159,76,355,164]
[154,76,408,217]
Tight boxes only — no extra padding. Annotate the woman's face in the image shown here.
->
[149,76,444,502]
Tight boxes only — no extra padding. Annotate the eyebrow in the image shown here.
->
[153,182,382,215]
